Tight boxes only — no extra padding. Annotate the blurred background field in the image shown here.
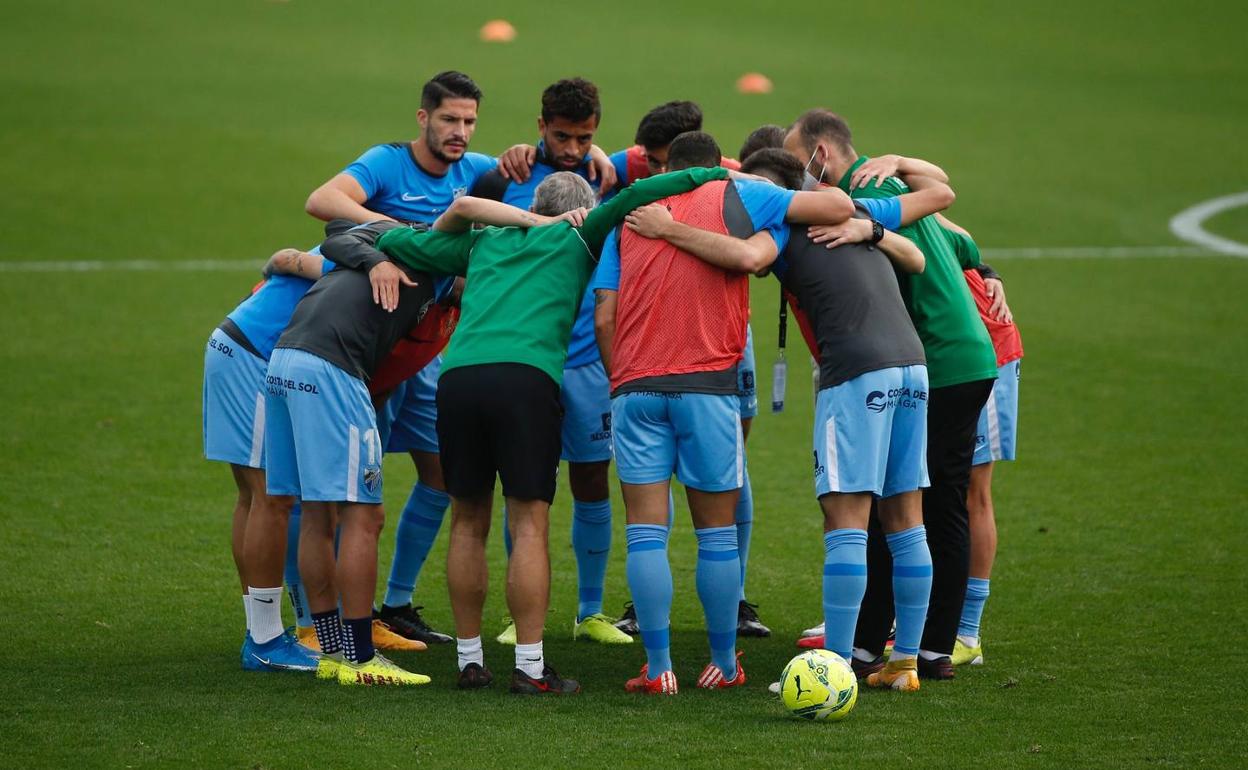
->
[1,1,1246,767]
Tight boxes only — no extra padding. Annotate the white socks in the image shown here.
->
[958,634,980,648]
[918,648,945,661]
[516,641,544,678]
[243,594,252,634]
[457,636,483,671]
[248,586,284,645]
[852,647,878,663]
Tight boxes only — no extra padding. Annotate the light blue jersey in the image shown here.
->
[227,248,333,360]
[347,142,496,452]
[344,143,498,224]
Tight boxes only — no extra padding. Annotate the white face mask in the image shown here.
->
[804,145,828,186]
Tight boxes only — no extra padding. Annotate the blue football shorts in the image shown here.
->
[560,359,614,463]
[611,390,743,492]
[738,324,758,419]
[973,358,1020,466]
[202,327,267,468]
[380,355,441,454]
[264,348,384,504]
[813,364,930,498]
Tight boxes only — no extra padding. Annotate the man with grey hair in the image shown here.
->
[330,165,732,694]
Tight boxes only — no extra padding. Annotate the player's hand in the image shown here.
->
[808,219,873,249]
[586,145,618,196]
[553,207,589,227]
[369,260,418,313]
[984,277,1012,323]
[497,144,537,182]
[850,154,903,189]
[262,247,301,278]
[624,203,673,239]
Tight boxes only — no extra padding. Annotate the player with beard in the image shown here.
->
[302,71,496,647]
[785,110,998,681]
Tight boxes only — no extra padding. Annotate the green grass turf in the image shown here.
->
[2,0,1248,767]
[1204,206,1248,245]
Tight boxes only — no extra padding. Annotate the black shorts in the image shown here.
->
[435,363,563,503]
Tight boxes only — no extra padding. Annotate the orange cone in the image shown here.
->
[736,72,773,94]
[479,19,516,42]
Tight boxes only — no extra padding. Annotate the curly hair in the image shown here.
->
[540,78,601,123]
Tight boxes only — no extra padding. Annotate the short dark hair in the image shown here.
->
[540,78,601,123]
[791,109,853,156]
[666,131,721,171]
[421,71,482,112]
[741,148,805,191]
[634,100,702,150]
[738,124,785,163]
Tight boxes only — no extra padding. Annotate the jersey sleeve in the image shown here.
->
[377,228,476,276]
[609,150,630,188]
[856,198,902,231]
[304,245,337,275]
[464,153,500,184]
[943,228,982,269]
[343,144,395,200]
[588,230,622,291]
[733,179,796,252]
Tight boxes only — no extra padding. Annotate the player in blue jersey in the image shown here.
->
[304,71,500,645]
[203,222,426,671]
[470,78,632,647]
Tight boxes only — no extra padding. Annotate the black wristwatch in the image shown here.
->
[870,220,885,244]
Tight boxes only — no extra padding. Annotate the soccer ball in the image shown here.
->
[779,649,858,721]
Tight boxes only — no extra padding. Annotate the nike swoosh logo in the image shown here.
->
[401,193,428,202]
[250,651,315,671]
[254,598,275,604]
[524,657,542,662]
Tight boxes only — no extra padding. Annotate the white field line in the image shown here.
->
[1169,191,1248,258]
[0,259,261,272]
[981,246,1216,259]
[4,190,1248,273]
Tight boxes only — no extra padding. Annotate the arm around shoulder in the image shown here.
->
[306,174,394,224]
[785,188,854,225]
[877,231,925,274]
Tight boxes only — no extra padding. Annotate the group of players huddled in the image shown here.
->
[203,71,1022,694]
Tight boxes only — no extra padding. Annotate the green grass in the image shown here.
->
[2,1,1248,768]
[1205,206,1248,244]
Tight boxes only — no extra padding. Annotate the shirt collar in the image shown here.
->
[836,155,870,192]
[535,140,592,176]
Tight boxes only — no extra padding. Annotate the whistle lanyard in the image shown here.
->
[772,288,788,413]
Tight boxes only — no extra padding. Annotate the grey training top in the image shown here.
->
[275,222,436,383]
[772,217,925,390]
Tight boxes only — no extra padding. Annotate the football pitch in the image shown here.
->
[2,1,1246,767]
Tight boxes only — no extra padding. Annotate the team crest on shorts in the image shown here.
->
[363,466,382,493]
